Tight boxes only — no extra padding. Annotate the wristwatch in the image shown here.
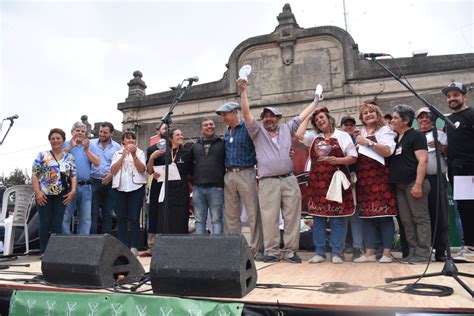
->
[367,140,375,148]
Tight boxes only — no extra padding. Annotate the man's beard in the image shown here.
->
[264,123,278,131]
[449,100,464,111]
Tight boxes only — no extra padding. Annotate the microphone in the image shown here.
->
[358,52,390,59]
[185,76,199,83]
[3,114,19,121]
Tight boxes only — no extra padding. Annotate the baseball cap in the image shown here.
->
[215,102,240,115]
[441,82,467,95]
[340,115,356,125]
[415,107,430,118]
[260,107,282,119]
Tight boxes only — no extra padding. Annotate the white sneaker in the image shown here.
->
[354,255,376,263]
[454,247,474,263]
[332,255,343,264]
[308,254,326,263]
[130,247,139,256]
[379,255,392,263]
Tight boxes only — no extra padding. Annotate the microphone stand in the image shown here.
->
[369,57,474,297]
[0,119,16,145]
[160,80,194,234]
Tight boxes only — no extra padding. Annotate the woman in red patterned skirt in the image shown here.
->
[296,107,358,264]
[353,101,398,263]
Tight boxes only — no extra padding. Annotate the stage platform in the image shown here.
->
[0,251,473,315]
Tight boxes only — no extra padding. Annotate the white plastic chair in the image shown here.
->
[0,185,35,255]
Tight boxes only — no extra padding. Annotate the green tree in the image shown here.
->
[3,168,31,187]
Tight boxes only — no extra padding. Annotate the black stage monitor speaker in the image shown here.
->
[41,234,145,287]
[150,234,257,298]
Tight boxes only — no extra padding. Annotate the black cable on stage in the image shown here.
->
[319,282,367,294]
[376,283,453,297]
[130,275,151,292]
[403,283,453,297]
[256,282,366,294]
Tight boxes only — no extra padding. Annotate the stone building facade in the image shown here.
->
[117,4,473,150]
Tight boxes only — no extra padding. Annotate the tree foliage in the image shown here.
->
[2,168,31,187]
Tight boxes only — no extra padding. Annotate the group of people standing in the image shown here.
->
[32,80,473,265]
[32,122,128,254]
[306,81,473,264]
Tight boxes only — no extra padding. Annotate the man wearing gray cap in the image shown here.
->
[215,98,263,258]
[442,82,474,262]
[238,79,321,263]
[415,107,448,261]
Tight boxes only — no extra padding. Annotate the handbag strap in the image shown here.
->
[50,150,62,168]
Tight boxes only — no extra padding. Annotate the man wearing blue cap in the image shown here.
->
[216,99,263,258]
[443,82,474,262]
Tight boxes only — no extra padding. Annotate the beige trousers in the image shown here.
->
[258,175,301,258]
[224,168,263,256]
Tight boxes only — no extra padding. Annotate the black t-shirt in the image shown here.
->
[202,139,213,156]
[446,107,474,163]
[389,128,428,184]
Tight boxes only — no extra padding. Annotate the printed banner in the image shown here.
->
[10,290,243,316]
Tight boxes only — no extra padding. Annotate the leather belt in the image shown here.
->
[77,180,93,185]
[260,172,294,180]
[226,166,253,173]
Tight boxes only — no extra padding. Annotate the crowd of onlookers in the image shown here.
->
[31,81,473,264]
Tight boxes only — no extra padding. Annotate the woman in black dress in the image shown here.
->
[147,128,192,234]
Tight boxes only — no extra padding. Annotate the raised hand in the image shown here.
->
[152,149,166,159]
[127,144,137,156]
[82,138,90,151]
[237,78,248,93]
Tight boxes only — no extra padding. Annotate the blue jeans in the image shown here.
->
[344,207,363,249]
[313,216,345,257]
[192,186,224,234]
[114,186,145,248]
[62,184,92,235]
[37,194,67,253]
[363,217,395,250]
[454,201,465,246]
[90,181,115,234]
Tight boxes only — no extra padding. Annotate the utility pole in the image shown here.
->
[343,0,348,32]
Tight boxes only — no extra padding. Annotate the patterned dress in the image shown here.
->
[307,136,355,217]
[356,135,397,218]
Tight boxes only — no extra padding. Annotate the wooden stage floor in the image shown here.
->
[1,251,473,313]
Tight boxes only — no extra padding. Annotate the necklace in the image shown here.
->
[229,128,234,143]
[171,147,179,162]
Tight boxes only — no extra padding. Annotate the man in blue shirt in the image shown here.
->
[216,102,263,258]
[62,121,100,235]
[89,122,121,234]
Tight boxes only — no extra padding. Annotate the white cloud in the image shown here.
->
[1,0,473,176]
